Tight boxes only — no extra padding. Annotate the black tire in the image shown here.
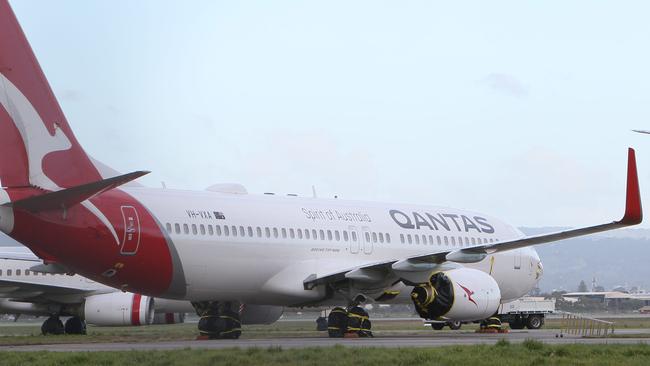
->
[526,315,543,330]
[41,317,64,335]
[448,321,462,330]
[431,323,445,330]
[327,307,348,338]
[64,317,87,335]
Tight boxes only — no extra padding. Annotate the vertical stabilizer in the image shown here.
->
[0,1,101,189]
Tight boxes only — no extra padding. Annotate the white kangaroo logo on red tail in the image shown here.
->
[0,73,120,244]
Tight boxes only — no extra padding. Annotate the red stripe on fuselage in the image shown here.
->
[131,294,142,326]
[6,187,174,297]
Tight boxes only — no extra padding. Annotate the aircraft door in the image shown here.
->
[120,206,141,255]
[349,226,360,254]
[362,226,373,255]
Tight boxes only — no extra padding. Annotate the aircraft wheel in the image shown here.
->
[327,307,348,338]
[526,315,543,330]
[195,301,242,339]
[431,323,445,330]
[316,316,328,331]
[64,316,87,335]
[41,316,64,335]
[448,321,462,330]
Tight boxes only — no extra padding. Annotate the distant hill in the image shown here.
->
[520,228,650,292]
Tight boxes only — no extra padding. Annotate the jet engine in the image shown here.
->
[153,312,185,324]
[83,293,154,326]
[411,268,500,321]
[240,305,284,325]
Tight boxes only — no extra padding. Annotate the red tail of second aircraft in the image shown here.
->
[0,0,101,190]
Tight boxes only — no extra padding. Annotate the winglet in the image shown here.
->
[621,148,642,225]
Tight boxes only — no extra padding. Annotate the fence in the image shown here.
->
[559,313,615,338]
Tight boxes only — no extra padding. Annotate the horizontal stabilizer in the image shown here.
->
[3,171,149,212]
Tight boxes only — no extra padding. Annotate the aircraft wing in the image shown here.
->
[0,247,40,262]
[305,148,642,290]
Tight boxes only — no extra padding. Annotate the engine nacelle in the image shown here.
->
[411,268,500,321]
[153,312,185,324]
[240,305,283,325]
[84,293,154,326]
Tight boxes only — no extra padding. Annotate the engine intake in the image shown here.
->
[411,268,500,321]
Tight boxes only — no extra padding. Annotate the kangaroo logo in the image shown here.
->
[459,284,478,307]
[0,73,119,244]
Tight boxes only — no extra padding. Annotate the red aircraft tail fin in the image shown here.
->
[0,0,102,189]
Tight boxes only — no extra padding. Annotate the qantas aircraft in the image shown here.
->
[0,245,192,334]
[0,245,280,335]
[0,1,643,339]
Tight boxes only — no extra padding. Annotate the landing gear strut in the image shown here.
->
[193,301,242,339]
[41,315,64,335]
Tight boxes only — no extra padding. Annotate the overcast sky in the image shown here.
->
[10,1,650,228]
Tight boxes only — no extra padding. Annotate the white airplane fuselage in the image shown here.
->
[122,186,543,305]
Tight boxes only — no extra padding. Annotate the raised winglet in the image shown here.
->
[621,148,642,225]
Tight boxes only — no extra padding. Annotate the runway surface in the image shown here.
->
[1,330,649,352]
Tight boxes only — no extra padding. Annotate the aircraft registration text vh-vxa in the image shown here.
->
[0,0,643,339]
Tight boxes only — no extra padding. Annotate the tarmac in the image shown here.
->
[1,329,649,352]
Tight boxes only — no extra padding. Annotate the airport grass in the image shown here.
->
[0,342,650,365]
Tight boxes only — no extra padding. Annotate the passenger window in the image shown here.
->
[231,226,238,237]
[386,233,391,243]
[175,223,181,234]
[327,230,332,241]
[183,224,189,235]
[191,224,197,235]
[7,270,11,276]
[451,237,456,246]
[297,229,303,239]
[208,225,214,235]
[312,230,318,239]
[444,236,449,246]
[365,232,371,242]
[273,228,279,238]
[248,227,253,237]
[216,225,222,236]
[290,229,295,239]
[282,228,287,238]
[378,233,384,243]
[414,235,420,245]
[319,230,325,240]
[224,225,230,236]
[16,269,21,276]
[465,237,470,246]
[471,237,476,245]
[437,236,442,245]
[200,225,206,235]
[422,235,427,245]
[429,235,434,245]
[372,232,377,243]
[400,234,405,244]
[305,229,311,239]
[407,235,413,244]
[257,227,262,237]
[265,227,271,238]
[335,231,340,241]
[0,269,2,276]
[352,232,358,241]
[238,226,243,237]
[25,270,30,276]
[166,223,172,233]
[343,231,349,241]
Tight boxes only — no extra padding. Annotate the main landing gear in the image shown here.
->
[193,301,242,339]
[326,306,373,338]
[41,315,87,335]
